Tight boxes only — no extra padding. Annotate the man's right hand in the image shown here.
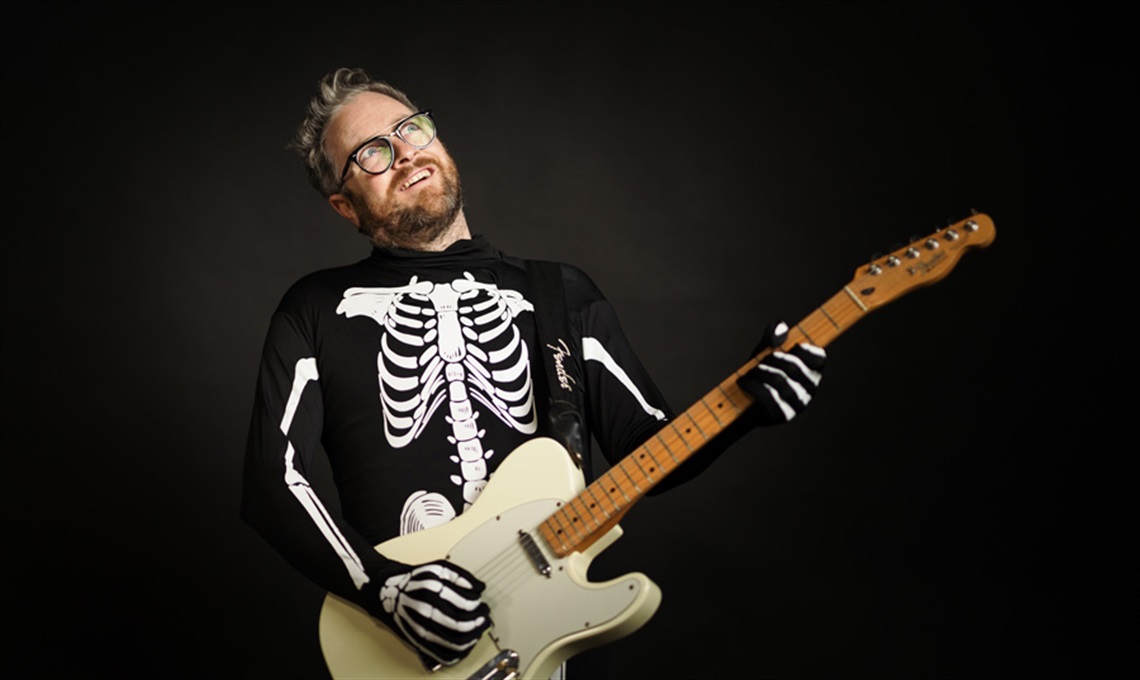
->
[379,559,491,668]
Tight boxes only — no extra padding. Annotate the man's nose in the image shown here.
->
[391,136,420,166]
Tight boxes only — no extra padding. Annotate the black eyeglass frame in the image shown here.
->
[337,110,435,187]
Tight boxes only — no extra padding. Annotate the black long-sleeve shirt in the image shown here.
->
[241,236,681,615]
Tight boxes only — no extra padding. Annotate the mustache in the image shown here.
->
[389,155,438,188]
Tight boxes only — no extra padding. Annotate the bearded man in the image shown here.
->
[241,67,827,679]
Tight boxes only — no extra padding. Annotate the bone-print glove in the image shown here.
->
[378,559,492,669]
[737,320,826,424]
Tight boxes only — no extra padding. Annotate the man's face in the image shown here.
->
[326,92,462,247]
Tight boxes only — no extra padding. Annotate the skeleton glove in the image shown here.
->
[378,559,492,669]
[737,320,826,425]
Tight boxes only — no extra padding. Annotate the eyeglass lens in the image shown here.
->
[356,113,436,174]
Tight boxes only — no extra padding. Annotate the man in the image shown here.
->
[241,67,827,676]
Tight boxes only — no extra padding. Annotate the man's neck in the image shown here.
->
[383,211,473,252]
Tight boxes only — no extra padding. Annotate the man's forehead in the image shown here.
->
[329,92,413,153]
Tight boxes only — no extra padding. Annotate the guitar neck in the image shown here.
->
[537,288,864,557]
[537,213,996,558]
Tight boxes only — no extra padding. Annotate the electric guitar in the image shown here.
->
[318,213,997,679]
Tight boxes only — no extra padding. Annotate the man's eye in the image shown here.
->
[360,146,381,160]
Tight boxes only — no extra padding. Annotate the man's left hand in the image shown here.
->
[737,321,826,424]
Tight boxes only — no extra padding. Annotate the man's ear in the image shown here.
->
[328,193,360,227]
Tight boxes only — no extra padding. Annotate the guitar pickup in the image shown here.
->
[517,530,552,577]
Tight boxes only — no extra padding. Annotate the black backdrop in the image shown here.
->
[2,2,1135,678]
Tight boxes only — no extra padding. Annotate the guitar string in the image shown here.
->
[482,553,532,609]
[462,525,551,609]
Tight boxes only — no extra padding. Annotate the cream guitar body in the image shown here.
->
[318,437,662,680]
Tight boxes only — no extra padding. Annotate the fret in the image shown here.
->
[564,496,597,537]
[551,507,585,544]
[637,445,666,477]
[656,431,685,463]
[616,459,644,495]
[589,478,622,516]
[714,384,744,415]
[602,470,632,505]
[795,321,818,346]
[540,515,571,554]
[668,417,705,453]
[698,397,726,429]
[582,485,612,521]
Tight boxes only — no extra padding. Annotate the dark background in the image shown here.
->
[2,2,1135,678]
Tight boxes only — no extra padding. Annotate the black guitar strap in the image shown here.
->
[525,259,587,472]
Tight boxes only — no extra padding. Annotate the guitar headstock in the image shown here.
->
[846,213,996,313]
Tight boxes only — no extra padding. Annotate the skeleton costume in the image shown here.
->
[241,235,678,620]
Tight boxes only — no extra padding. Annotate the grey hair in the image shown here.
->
[290,67,417,198]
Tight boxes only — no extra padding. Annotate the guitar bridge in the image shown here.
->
[467,649,519,680]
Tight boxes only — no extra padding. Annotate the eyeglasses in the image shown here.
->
[338,111,437,186]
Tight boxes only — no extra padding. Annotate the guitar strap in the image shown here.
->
[525,259,587,473]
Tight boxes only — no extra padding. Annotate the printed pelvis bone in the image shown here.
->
[338,273,537,510]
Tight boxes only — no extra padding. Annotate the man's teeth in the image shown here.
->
[402,170,430,189]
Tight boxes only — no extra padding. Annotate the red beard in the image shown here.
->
[351,156,464,249]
